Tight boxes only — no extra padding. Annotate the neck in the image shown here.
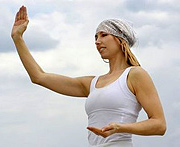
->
[107,55,130,75]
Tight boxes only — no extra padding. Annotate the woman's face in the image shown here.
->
[95,31,121,59]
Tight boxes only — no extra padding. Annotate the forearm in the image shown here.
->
[13,36,44,82]
[117,118,166,136]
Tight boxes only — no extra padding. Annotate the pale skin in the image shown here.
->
[12,6,166,139]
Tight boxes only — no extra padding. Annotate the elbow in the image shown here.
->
[157,120,167,136]
[30,74,43,84]
[159,123,167,136]
[30,71,45,84]
[31,77,39,84]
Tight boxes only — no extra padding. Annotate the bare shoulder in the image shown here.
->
[129,66,151,81]
[76,76,96,97]
[130,66,147,75]
[128,66,152,95]
[128,66,155,94]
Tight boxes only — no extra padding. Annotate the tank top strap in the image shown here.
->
[122,66,134,79]
[89,76,99,93]
[118,66,136,97]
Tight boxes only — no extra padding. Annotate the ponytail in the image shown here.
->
[120,38,141,66]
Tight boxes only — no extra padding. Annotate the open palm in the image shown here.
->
[11,6,29,39]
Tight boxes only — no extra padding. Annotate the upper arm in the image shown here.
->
[36,72,95,98]
[129,67,166,122]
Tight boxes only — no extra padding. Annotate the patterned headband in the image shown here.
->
[95,19,137,47]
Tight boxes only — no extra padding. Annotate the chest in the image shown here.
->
[86,81,129,114]
[95,75,119,88]
[95,75,135,95]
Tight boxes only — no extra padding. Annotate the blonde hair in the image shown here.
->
[119,38,141,66]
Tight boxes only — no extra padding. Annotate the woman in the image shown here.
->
[11,6,166,147]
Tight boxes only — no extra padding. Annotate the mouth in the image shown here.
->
[99,47,106,53]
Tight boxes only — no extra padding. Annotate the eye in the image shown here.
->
[95,35,97,41]
[95,33,107,41]
[102,33,107,37]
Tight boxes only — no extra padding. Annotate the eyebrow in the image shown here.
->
[95,32,104,38]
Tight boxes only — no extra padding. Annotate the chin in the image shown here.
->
[101,57,109,60]
[101,57,109,62]
[101,54,109,59]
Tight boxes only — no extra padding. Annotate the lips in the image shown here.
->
[99,48,105,53]
[97,47,106,53]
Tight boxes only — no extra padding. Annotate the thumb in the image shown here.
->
[24,20,29,27]
[102,125,112,132]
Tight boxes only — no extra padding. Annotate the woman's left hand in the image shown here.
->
[87,122,120,138]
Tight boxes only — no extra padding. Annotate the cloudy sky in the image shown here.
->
[0,0,180,146]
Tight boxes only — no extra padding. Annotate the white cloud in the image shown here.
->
[0,0,180,146]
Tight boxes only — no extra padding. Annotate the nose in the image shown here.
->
[95,38,101,45]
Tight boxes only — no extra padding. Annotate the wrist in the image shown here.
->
[12,35,23,42]
[116,123,126,133]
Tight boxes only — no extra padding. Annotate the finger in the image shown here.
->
[102,126,113,132]
[22,6,26,19]
[87,127,99,135]
[16,11,20,21]
[103,130,114,138]
[87,127,102,132]
[87,127,99,133]
[87,126,92,130]
[20,6,24,20]
[87,126,97,130]
[24,6,29,21]
[15,12,18,22]
[87,127,96,134]
[24,6,27,19]
[87,127,103,135]
[22,6,25,19]
[92,130,103,136]
[93,130,101,135]
[24,19,29,27]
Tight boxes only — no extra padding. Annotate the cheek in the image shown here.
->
[107,39,120,50]
[102,36,121,52]
[104,37,115,46]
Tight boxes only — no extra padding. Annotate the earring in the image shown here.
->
[103,59,109,63]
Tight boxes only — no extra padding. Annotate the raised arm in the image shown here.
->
[11,6,43,83]
[11,6,94,98]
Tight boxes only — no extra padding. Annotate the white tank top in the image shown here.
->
[85,66,142,146]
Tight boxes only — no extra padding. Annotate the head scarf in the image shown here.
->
[95,19,137,47]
